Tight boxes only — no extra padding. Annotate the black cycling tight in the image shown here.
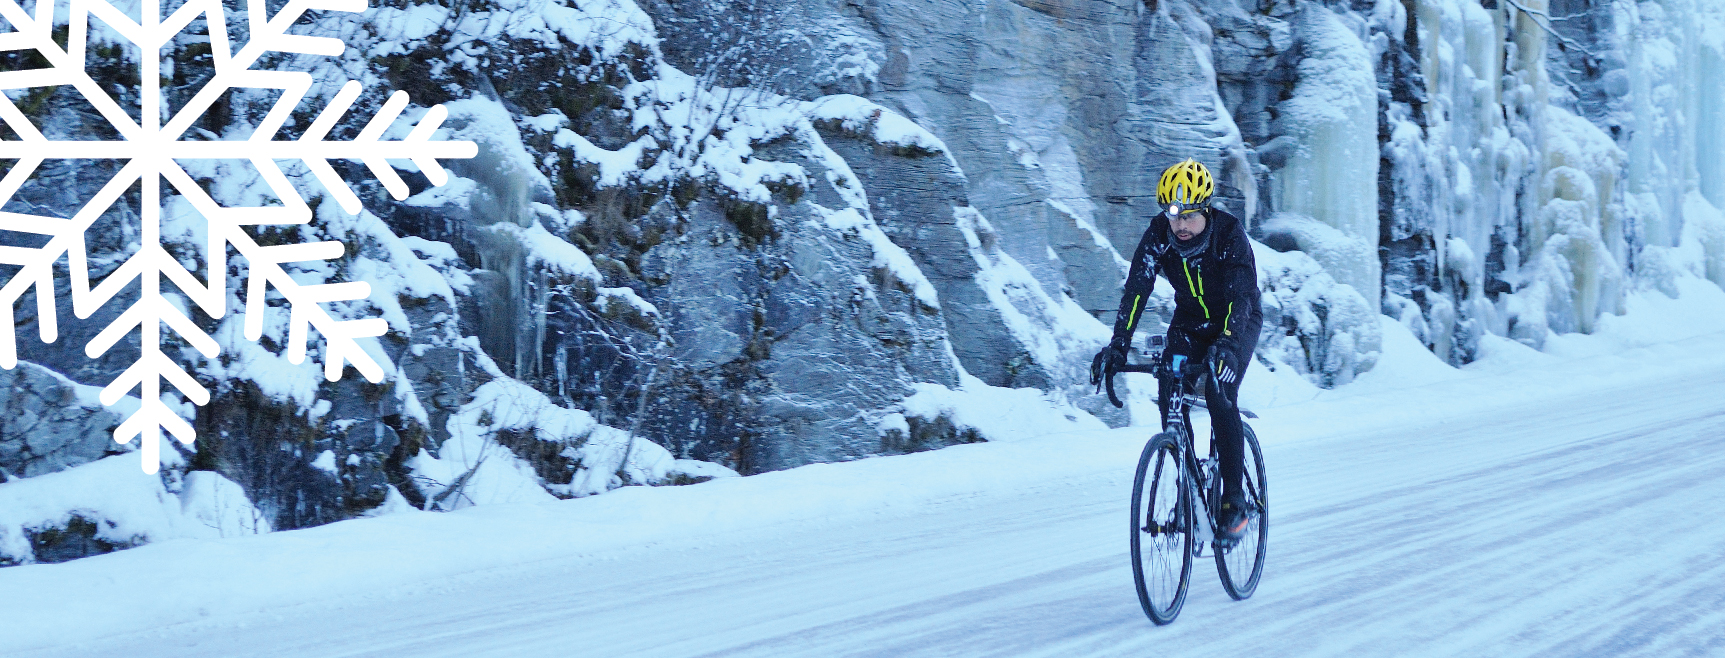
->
[1156,331,1246,500]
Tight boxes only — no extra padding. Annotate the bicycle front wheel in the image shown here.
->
[1131,432,1192,625]
[1215,422,1267,600]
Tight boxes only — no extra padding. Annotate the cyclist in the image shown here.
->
[1092,158,1263,544]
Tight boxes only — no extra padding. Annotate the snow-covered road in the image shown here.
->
[5,323,1725,656]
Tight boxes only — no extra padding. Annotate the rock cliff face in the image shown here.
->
[3,0,1723,564]
[0,363,129,480]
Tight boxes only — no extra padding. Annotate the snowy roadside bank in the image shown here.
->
[2,280,1724,653]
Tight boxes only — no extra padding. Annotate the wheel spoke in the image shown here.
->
[1132,434,1193,624]
[1214,424,1268,601]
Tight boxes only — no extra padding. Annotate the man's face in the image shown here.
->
[1171,209,1207,242]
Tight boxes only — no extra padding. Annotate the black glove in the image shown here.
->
[1091,337,1130,387]
[1208,345,1241,386]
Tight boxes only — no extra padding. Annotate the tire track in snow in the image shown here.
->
[683,379,1725,657]
[1077,385,1725,657]
[13,355,1725,657]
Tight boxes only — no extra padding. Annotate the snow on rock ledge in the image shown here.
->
[880,375,1106,454]
[808,95,952,160]
[412,377,736,509]
[0,456,267,566]
[953,207,1112,388]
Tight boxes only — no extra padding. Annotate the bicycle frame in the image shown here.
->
[1120,336,1270,622]
[1115,347,1222,554]
[1157,352,1222,553]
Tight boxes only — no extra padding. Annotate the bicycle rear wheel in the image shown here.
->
[1131,432,1192,625]
[1215,423,1267,600]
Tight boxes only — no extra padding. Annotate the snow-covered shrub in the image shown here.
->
[1254,241,1381,387]
[1259,213,1378,310]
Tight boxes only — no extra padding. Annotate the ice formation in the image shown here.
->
[1272,6,1382,306]
[6,0,1725,568]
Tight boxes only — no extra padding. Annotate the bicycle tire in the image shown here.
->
[1131,432,1192,625]
[1215,423,1267,600]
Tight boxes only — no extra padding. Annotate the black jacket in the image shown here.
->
[1111,207,1262,366]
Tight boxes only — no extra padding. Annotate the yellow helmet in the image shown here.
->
[1156,158,1214,211]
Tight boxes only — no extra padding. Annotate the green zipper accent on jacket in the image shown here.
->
[1126,295,1142,330]
[1182,259,1211,319]
[1223,302,1234,336]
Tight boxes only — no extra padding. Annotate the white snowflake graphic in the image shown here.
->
[0,0,476,473]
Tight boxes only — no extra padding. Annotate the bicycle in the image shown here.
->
[1103,335,1268,625]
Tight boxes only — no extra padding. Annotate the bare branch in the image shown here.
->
[1502,0,1599,63]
